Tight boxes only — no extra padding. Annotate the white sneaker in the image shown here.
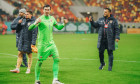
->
[10,68,20,73]
[52,80,64,84]
[35,80,41,84]
[25,69,30,74]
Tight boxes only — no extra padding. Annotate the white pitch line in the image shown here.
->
[0,53,17,57]
[0,53,140,63]
[60,58,140,63]
[60,58,98,61]
[0,53,37,58]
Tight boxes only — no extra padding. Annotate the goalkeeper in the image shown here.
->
[29,4,68,84]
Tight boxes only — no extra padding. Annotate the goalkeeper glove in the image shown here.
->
[31,45,38,53]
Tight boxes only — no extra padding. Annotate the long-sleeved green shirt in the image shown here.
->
[29,15,64,49]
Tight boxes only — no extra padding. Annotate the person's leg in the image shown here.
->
[107,49,113,71]
[10,51,23,73]
[99,46,105,65]
[25,53,32,74]
[52,56,59,79]
[51,46,59,79]
[35,60,43,81]
[98,41,106,70]
[16,51,23,69]
[22,53,28,67]
[52,45,64,84]
[27,53,32,69]
[35,50,50,83]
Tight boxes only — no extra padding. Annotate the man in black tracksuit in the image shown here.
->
[11,9,28,67]
[89,8,120,71]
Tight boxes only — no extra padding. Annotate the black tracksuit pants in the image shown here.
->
[99,38,113,67]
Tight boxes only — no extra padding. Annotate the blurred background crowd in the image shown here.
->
[0,0,140,34]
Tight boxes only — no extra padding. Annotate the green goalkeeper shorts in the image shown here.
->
[37,44,59,61]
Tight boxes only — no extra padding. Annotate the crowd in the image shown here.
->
[0,0,139,34]
[84,0,140,22]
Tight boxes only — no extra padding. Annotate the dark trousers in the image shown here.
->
[22,54,27,66]
[99,39,113,67]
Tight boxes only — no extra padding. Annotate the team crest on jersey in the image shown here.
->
[28,22,31,26]
[50,19,52,22]
[110,20,113,23]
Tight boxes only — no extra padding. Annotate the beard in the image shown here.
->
[104,15,108,18]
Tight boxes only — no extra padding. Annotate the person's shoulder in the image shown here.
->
[14,16,21,20]
[110,15,117,21]
[31,16,36,20]
[110,17,118,24]
[112,17,118,22]
[50,15,55,19]
[39,15,45,19]
[98,17,104,21]
[114,18,118,21]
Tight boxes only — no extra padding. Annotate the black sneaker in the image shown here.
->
[35,80,41,84]
[20,64,25,67]
[99,63,105,70]
[108,66,112,71]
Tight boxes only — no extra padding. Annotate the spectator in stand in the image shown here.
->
[2,22,7,35]
[13,7,20,16]
[0,21,3,34]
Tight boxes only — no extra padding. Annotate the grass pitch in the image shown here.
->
[0,34,140,84]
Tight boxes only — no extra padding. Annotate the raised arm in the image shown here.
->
[54,24,65,30]
[54,19,68,30]
[89,16,99,28]
[11,18,22,30]
[29,18,41,30]
[29,24,38,30]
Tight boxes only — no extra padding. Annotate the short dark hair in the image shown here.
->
[27,10,33,15]
[104,8,111,12]
[43,4,51,10]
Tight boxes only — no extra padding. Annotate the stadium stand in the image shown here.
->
[13,0,77,22]
[0,0,139,34]
[1,0,139,23]
[83,0,140,22]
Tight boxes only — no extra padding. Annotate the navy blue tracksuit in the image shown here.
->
[11,16,27,66]
[90,15,120,68]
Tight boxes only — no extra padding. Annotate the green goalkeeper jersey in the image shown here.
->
[29,15,64,48]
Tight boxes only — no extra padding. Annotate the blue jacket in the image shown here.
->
[11,16,24,47]
[18,17,37,53]
[90,15,120,50]
[11,16,23,33]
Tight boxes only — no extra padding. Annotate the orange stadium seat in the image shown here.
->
[83,0,140,22]
[1,0,140,23]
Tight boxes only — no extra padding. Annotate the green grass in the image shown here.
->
[0,34,140,84]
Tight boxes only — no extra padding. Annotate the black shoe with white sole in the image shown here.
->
[35,81,41,84]
[99,63,105,70]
